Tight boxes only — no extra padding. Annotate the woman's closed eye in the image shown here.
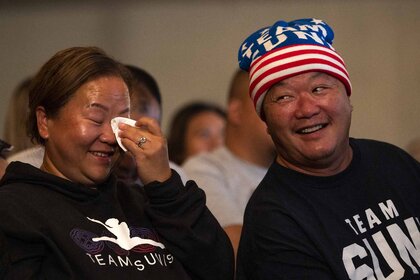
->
[89,117,105,125]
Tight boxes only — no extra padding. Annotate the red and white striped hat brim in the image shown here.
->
[249,44,352,117]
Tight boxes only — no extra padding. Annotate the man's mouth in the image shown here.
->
[297,124,327,134]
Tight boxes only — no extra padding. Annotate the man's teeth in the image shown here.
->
[91,152,109,157]
[300,125,323,134]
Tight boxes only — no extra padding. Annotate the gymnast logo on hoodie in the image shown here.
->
[70,217,166,254]
[87,217,166,251]
[70,217,174,271]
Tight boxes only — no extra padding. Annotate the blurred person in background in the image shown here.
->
[2,77,35,157]
[0,139,13,179]
[183,69,276,257]
[167,101,226,165]
[113,65,188,184]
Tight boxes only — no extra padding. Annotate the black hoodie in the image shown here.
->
[0,162,234,279]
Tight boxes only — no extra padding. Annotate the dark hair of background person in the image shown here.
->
[167,101,226,165]
[27,47,132,145]
[113,64,189,186]
[2,77,34,156]
[124,64,162,122]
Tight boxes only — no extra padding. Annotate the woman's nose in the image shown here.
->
[209,135,223,151]
[100,123,117,145]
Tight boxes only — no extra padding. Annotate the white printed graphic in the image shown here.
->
[88,217,165,250]
[342,200,420,279]
[111,117,137,152]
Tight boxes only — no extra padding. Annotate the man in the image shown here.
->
[236,18,420,279]
[182,69,276,256]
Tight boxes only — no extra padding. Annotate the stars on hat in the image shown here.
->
[311,18,325,25]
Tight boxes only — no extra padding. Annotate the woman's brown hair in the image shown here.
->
[27,46,131,145]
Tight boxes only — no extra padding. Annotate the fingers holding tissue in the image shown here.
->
[111,117,171,184]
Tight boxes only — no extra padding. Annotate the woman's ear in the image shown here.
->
[36,106,49,141]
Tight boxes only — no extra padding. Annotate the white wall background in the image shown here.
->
[1,0,419,150]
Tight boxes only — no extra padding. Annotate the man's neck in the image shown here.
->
[276,145,353,177]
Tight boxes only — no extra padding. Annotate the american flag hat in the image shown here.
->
[238,18,352,117]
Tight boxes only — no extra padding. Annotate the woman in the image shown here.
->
[0,47,233,279]
[168,102,226,165]
[0,139,12,179]
[2,76,34,156]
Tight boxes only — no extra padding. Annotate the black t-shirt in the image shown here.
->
[236,138,420,280]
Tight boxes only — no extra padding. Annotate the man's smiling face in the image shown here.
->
[263,71,352,174]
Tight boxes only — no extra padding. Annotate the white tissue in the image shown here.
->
[111,117,137,151]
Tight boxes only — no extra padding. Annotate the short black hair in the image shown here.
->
[125,65,162,107]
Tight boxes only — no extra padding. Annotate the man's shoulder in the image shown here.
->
[352,138,410,158]
[352,138,395,147]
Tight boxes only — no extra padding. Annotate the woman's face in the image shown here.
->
[184,111,226,160]
[40,76,130,186]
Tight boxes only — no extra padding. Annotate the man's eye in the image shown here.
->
[273,95,292,103]
[313,86,327,94]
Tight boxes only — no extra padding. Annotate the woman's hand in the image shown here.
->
[118,117,171,184]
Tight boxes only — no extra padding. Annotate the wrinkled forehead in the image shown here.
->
[78,76,130,115]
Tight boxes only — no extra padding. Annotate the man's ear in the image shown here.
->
[227,99,242,125]
[36,106,49,141]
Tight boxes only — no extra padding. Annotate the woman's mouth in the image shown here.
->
[90,150,115,160]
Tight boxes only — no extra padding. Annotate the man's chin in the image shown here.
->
[292,143,336,163]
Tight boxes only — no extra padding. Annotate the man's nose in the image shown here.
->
[295,92,320,119]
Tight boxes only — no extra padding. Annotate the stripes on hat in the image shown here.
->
[249,44,352,117]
